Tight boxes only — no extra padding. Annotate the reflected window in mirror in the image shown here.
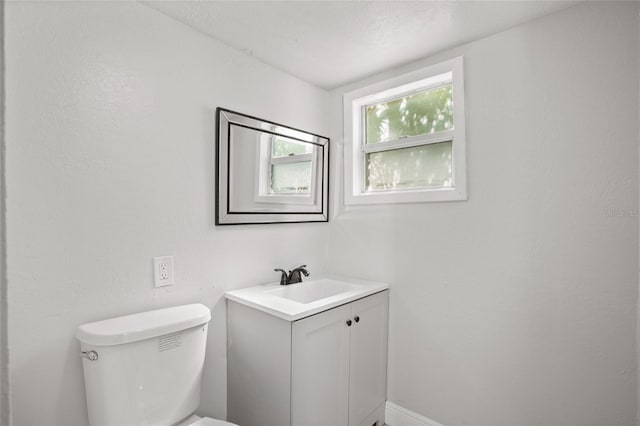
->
[256,135,318,204]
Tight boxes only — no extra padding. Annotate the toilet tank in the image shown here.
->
[76,304,211,426]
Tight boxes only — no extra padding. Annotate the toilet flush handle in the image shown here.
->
[81,350,99,361]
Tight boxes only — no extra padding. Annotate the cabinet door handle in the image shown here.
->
[354,316,360,323]
[346,319,352,327]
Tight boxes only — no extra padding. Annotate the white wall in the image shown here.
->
[329,2,639,425]
[0,0,8,423]
[4,2,329,425]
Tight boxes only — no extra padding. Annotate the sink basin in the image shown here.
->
[268,279,363,304]
[225,275,389,321]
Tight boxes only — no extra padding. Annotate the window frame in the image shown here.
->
[343,56,467,205]
[254,135,318,205]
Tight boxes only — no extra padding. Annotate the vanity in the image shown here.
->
[225,276,389,426]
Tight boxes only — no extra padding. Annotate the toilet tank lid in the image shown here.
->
[75,303,211,346]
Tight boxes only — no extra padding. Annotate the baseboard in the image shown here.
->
[385,401,446,426]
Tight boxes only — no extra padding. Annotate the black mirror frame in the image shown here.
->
[215,108,330,225]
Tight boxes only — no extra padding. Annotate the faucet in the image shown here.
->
[274,265,310,285]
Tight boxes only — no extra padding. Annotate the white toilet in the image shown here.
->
[76,303,237,426]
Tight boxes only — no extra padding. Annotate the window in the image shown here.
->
[269,136,314,194]
[343,57,466,204]
[255,134,319,205]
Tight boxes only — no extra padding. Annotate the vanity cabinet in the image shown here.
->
[227,290,389,426]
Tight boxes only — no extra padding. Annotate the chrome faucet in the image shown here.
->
[274,265,310,285]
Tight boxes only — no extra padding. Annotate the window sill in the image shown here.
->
[345,186,467,205]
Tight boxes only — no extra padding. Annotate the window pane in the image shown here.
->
[366,141,452,191]
[365,84,453,144]
[272,136,313,158]
[271,161,312,193]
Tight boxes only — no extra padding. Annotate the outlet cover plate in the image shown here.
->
[153,256,174,287]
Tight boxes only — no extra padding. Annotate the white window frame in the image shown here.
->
[343,56,467,205]
[254,134,318,205]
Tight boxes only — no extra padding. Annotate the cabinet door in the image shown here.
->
[292,304,352,426]
[348,291,389,426]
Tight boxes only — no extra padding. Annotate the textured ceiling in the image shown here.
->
[143,1,580,89]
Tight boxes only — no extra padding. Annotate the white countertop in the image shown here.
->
[225,275,389,321]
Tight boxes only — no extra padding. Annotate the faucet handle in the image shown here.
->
[293,265,310,277]
[274,268,288,286]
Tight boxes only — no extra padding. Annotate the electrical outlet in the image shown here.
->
[153,256,174,287]
[159,262,168,280]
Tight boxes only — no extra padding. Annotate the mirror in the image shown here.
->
[216,108,329,225]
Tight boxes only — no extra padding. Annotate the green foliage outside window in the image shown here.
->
[271,137,313,158]
[365,84,453,144]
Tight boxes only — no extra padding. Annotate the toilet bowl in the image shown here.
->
[76,304,236,426]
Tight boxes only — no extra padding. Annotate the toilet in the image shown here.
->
[76,303,237,426]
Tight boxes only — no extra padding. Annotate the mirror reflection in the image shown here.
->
[217,109,329,225]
